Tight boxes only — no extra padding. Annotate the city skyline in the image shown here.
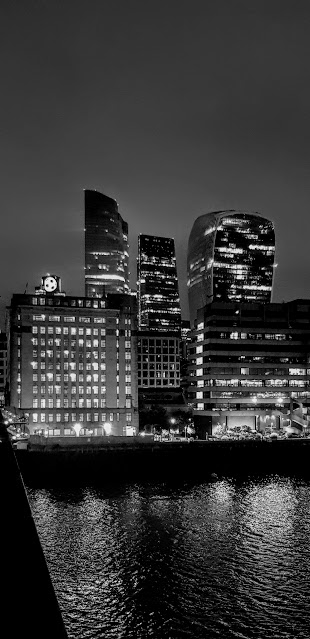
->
[2,2,310,325]
[0,187,307,326]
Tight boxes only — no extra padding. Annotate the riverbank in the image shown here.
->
[15,439,310,486]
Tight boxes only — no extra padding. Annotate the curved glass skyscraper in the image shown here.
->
[84,189,129,297]
[187,210,275,324]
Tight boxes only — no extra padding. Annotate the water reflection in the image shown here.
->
[27,477,310,639]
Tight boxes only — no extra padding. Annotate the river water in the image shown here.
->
[27,476,310,639]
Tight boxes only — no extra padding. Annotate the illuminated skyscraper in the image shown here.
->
[84,189,129,297]
[187,210,276,325]
[137,235,181,332]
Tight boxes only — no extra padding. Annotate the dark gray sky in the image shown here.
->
[1,0,310,326]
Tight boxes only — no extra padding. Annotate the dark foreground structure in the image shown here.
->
[0,425,68,638]
[15,438,310,486]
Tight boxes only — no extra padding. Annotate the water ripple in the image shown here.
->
[27,477,310,639]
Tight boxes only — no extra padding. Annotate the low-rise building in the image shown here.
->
[188,300,310,437]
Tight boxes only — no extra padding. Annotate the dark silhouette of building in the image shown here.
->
[84,189,129,297]
[187,210,275,325]
[137,234,181,332]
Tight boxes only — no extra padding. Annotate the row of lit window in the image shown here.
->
[138,372,179,379]
[32,297,107,309]
[33,314,108,323]
[31,366,130,379]
[29,351,131,368]
[33,384,131,395]
[139,351,179,358]
[30,398,132,409]
[32,411,132,423]
[32,374,131,383]
[139,379,179,387]
[194,377,308,388]
[32,340,105,351]
[196,332,294,342]
[30,362,108,371]
[32,339,106,348]
[140,363,178,370]
[32,326,106,335]
[29,357,131,370]
[33,399,106,408]
[32,385,108,394]
[32,351,106,360]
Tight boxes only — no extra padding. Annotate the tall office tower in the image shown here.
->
[7,275,139,437]
[187,210,276,325]
[84,189,130,298]
[137,235,181,332]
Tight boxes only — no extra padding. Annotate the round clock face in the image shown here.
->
[43,276,58,292]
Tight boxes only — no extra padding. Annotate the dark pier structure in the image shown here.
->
[15,436,310,486]
[0,424,68,637]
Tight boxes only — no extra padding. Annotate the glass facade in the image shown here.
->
[137,235,181,333]
[187,210,275,325]
[137,335,180,388]
[84,189,129,298]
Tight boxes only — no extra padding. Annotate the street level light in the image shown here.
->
[104,422,112,436]
[73,422,82,437]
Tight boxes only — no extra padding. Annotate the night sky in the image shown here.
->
[1,0,310,327]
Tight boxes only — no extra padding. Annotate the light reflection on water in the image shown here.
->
[27,477,310,639]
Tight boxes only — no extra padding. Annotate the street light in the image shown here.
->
[73,422,82,437]
[103,422,112,436]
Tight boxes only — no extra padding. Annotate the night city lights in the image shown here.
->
[2,2,310,638]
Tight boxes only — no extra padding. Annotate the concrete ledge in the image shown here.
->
[17,439,310,486]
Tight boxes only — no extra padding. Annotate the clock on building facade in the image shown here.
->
[41,275,60,293]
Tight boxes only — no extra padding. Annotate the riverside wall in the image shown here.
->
[15,439,310,486]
